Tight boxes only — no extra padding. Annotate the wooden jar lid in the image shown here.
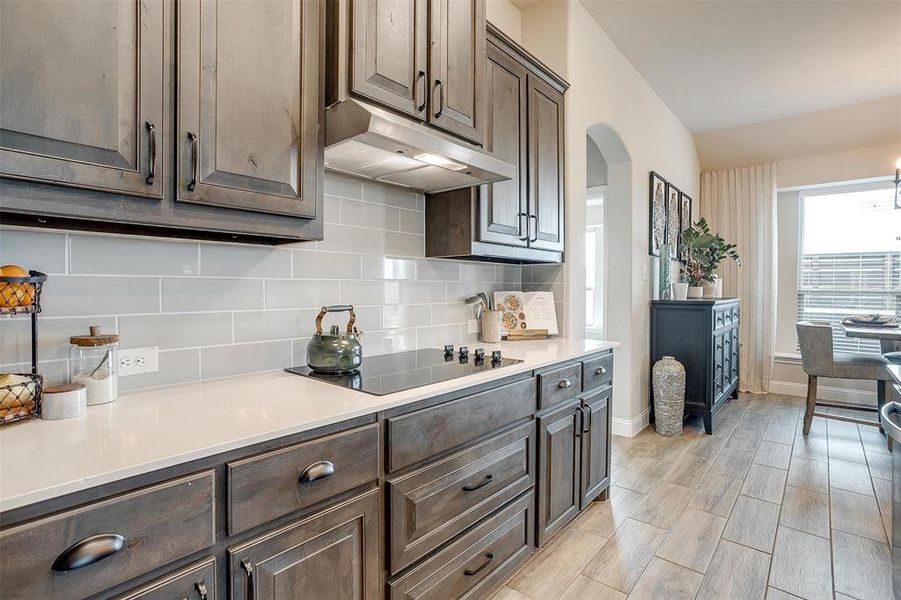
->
[70,325,119,346]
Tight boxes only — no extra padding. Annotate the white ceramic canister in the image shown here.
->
[480,309,503,343]
[69,326,119,406]
[41,383,87,420]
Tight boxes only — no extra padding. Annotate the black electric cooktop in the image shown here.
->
[286,347,522,396]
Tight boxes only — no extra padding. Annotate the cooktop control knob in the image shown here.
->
[491,350,502,364]
[474,348,485,363]
[444,344,454,357]
[459,346,469,358]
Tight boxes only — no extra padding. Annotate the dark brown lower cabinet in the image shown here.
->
[537,387,611,545]
[228,489,380,600]
[114,558,215,600]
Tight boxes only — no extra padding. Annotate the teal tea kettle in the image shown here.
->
[306,305,363,373]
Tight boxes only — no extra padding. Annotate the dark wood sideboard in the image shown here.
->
[650,299,740,434]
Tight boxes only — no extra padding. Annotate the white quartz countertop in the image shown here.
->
[0,338,616,512]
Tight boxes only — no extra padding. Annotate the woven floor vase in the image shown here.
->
[653,356,686,437]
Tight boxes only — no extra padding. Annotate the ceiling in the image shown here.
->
[578,0,901,132]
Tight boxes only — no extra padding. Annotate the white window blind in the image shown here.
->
[797,184,901,354]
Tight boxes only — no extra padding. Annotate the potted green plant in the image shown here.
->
[679,218,740,298]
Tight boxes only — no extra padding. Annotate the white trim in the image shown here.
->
[612,408,650,438]
[778,175,893,193]
[769,380,877,404]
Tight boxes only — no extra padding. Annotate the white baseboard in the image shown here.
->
[769,380,876,405]
[612,408,650,438]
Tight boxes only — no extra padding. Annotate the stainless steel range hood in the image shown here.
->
[324,98,515,193]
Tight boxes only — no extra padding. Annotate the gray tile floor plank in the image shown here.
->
[830,487,887,543]
[779,485,830,539]
[629,481,693,529]
[580,518,667,593]
[768,526,833,600]
[557,574,626,600]
[722,495,781,552]
[627,557,703,600]
[696,540,771,600]
[832,530,893,600]
[508,528,608,600]
[753,440,792,469]
[829,458,875,496]
[688,472,744,517]
[740,463,787,504]
[655,507,726,573]
[786,456,829,494]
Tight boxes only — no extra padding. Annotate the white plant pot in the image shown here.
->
[687,286,704,299]
[702,275,723,298]
[673,282,689,301]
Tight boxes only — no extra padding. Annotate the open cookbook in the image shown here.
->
[493,291,559,336]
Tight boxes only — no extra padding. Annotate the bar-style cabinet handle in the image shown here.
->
[464,552,494,576]
[433,80,444,118]
[299,460,335,484]
[187,132,198,191]
[416,70,427,112]
[145,121,156,185]
[529,215,538,242]
[518,212,529,241]
[51,533,126,572]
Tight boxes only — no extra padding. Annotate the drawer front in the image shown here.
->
[581,353,613,392]
[0,471,215,600]
[114,557,216,600]
[389,492,534,600]
[538,363,583,409]
[387,377,536,472]
[227,423,379,535]
[388,422,535,573]
[714,308,727,330]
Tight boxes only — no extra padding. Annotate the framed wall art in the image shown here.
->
[648,171,667,256]
[664,182,680,248]
[678,192,693,255]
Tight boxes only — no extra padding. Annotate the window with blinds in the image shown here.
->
[797,183,901,354]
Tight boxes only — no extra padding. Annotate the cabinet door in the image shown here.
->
[526,75,565,252]
[427,0,485,144]
[178,0,321,217]
[0,0,165,198]
[580,388,610,508]
[537,400,581,546]
[351,0,428,120]
[478,42,528,247]
[229,490,379,600]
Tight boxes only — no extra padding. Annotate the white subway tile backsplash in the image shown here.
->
[201,340,292,379]
[200,244,291,278]
[266,279,340,309]
[70,235,198,276]
[292,250,361,280]
[384,231,425,257]
[318,223,383,253]
[119,313,233,349]
[361,256,416,280]
[0,176,544,393]
[163,278,263,312]
[341,198,400,231]
[43,276,161,317]
[0,229,67,274]
[119,349,200,392]
[0,359,70,387]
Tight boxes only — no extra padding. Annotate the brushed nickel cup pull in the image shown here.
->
[299,460,335,484]
[558,379,572,389]
[187,132,198,191]
[464,552,494,576]
[462,473,493,492]
[51,533,125,572]
[145,121,156,185]
[595,366,607,375]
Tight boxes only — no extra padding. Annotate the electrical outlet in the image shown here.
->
[118,346,159,376]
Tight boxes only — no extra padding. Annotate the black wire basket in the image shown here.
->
[0,270,47,425]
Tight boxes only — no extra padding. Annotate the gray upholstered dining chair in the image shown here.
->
[796,321,894,435]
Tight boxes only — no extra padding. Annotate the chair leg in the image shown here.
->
[877,380,886,434]
[803,375,817,435]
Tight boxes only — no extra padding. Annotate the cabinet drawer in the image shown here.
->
[387,377,536,472]
[227,423,379,535]
[0,471,215,600]
[114,557,216,600]
[582,353,613,392]
[538,363,582,409]
[714,308,728,330]
[388,422,535,574]
[388,492,534,600]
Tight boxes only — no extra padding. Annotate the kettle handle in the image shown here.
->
[315,305,356,334]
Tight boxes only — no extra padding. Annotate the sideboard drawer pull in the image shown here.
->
[299,460,335,484]
[558,379,572,389]
[51,533,125,572]
[464,552,494,576]
[595,366,607,375]
[462,473,494,492]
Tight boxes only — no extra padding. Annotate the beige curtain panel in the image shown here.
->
[701,163,778,394]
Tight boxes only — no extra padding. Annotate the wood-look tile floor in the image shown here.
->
[492,393,894,600]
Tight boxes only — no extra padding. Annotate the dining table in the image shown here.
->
[842,323,901,354]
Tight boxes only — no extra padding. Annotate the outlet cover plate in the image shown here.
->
[119,346,159,376]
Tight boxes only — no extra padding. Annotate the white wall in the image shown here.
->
[519,0,700,434]
[486,0,523,42]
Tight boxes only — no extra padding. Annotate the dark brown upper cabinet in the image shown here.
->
[331,0,484,146]
[479,42,529,247]
[0,0,165,199]
[351,0,429,120]
[424,24,568,264]
[427,0,485,144]
[177,0,321,218]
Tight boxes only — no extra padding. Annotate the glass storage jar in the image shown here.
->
[70,326,119,406]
